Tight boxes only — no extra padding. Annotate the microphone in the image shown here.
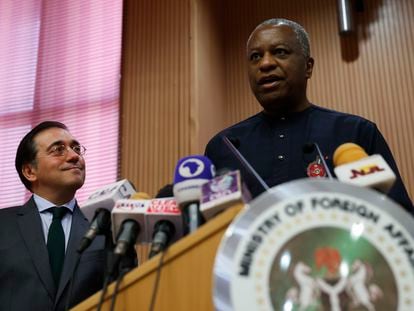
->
[78,179,136,253]
[108,218,141,279]
[113,220,140,257]
[80,179,136,221]
[333,143,396,193]
[303,142,334,179]
[148,221,175,258]
[173,155,215,234]
[77,208,111,253]
[111,198,149,245]
[147,198,183,258]
[109,198,149,277]
[200,170,251,220]
[111,195,182,257]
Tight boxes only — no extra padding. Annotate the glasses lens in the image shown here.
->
[53,145,66,156]
[72,145,80,154]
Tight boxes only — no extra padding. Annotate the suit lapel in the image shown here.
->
[17,197,56,299]
[55,204,89,302]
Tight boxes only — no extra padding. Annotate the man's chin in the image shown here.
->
[68,178,85,191]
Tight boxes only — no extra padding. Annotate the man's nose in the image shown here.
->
[66,147,81,160]
[259,52,277,71]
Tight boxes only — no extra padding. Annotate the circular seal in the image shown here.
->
[213,179,414,311]
[307,161,326,178]
[178,158,205,178]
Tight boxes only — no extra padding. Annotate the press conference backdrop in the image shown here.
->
[120,0,414,199]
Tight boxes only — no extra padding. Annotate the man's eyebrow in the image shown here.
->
[46,139,80,151]
[247,45,261,52]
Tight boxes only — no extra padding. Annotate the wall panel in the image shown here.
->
[121,0,192,195]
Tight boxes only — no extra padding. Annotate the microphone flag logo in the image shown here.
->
[307,161,326,178]
[178,158,205,178]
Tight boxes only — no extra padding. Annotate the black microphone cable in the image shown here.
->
[97,219,139,310]
[106,245,138,310]
[148,249,167,311]
[108,267,129,311]
[96,273,111,311]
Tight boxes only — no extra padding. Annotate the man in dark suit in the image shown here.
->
[0,121,105,310]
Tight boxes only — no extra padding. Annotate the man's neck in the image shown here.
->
[263,99,311,117]
[32,189,76,206]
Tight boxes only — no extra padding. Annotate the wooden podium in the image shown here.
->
[72,204,243,311]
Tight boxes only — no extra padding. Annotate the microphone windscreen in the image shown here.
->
[333,143,369,166]
[333,143,396,193]
[173,155,215,205]
[173,155,215,184]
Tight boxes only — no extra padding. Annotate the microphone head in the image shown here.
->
[93,208,111,233]
[111,199,149,244]
[173,155,215,206]
[333,143,396,193]
[116,220,140,244]
[173,155,215,184]
[113,219,140,256]
[333,143,369,166]
[81,179,136,221]
[146,198,183,243]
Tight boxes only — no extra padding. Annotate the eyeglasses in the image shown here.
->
[47,144,87,157]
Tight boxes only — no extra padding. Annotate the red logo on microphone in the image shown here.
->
[147,199,180,214]
[307,161,326,178]
[350,165,385,179]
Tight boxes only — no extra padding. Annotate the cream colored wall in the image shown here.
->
[120,0,193,195]
[121,0,413,199]
[192,0,226,153]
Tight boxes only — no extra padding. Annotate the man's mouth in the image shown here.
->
[258,75,284,89]
[64,166,83,171]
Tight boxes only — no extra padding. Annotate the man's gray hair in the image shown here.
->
[248,18,311,59]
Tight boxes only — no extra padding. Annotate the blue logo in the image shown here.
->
[178,158,205,178]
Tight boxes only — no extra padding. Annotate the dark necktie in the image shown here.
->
[47,207,68,285]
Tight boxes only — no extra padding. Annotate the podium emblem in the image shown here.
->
[213,179,414,311]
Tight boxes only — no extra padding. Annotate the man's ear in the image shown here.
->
[22,162,37,183]
[305,57,314,79]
